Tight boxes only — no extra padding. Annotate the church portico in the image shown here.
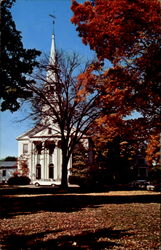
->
[31,139,63,181]
[17,129,71,184]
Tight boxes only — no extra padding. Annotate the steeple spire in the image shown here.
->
[49,14,56,65]
[46,15,56,82]
[49,33,56,65]
[42,15,58,126]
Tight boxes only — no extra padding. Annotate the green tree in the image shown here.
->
[72,143,88,176]
[3,156,17,161]
[0,0,41,111]
[69,142,91,187]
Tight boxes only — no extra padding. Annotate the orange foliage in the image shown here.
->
[71,0,161,63]
[18,155,29,176]
[146,134,160,166]
[71,0,161,147]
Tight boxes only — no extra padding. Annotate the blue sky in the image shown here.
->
[0,0,94,158]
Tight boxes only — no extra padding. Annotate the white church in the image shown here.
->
[17,31,73,185]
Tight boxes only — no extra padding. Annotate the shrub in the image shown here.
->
[8,176,31,185]
[69,175,92,189]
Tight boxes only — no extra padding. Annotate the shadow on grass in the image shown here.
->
[0,187,160,218]
[1,227,132,249]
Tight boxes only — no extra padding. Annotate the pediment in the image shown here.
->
[17,124,61,140]
[32,125,60,138]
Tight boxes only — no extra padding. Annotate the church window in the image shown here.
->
[49,163,54,179]
[23,144,28,154]
[36,164,41,179]
[2,170,6,177]
[48,128,52,134]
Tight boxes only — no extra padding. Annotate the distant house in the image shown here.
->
[0,161,17,183]
[135,154,149,179]
[129,154,149,181]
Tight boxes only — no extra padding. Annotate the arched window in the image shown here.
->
[36,164,41,179]
[49,163,54,179]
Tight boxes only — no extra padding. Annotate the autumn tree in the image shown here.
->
[69,142,91,187]
[146,133,161,183]
[72,143,88,176]
[28,51,102,188]
[146,134,160,167]
[18,154,29,176]
[71,0,161,145]
[0,0,41,111]
[90,133,144,185]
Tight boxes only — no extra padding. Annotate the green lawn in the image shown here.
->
[0,189,160,249]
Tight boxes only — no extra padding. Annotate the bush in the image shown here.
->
[69,174,106,191]
[8,176,31,185]
[69,175,93,189]
[148,166,161,184]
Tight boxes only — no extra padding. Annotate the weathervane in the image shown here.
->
[49,14,56,34]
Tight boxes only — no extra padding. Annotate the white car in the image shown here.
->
[147,184,161,191]
[32,179,60,187]
[129,180,149,189]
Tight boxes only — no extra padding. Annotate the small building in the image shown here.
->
[135,154,149,179]
[0,161,17,183]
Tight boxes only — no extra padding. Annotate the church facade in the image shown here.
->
[17,31,72,184]
[17,124,72,184]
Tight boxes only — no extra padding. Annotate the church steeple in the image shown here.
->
[46,15,56,82]
[49,14,56,65]
[49,32,56,65]
[42,15,58,126]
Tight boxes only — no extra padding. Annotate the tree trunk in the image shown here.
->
[61,151,69,189]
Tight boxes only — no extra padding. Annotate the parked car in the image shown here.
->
[129,180,150,189]
[32,179,60,187]
[147,183,161,191]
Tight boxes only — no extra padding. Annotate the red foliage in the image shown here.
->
[71,0,161,147]
[146,134,160,166]
[71,0,161,63]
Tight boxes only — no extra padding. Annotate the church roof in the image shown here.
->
[16,125,45,140]
[0,161,17,169]
[16,123,61,140]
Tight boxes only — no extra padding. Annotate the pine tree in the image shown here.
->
[0,0,41,111]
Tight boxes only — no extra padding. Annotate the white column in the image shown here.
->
[31,142,36,180]
[57,147,62,182]
[67,155,72,178]
[46,147,49,179]
[29,141,33,180]
[53,146,58,181]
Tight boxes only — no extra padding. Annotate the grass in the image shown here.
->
[0,188,160,249]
